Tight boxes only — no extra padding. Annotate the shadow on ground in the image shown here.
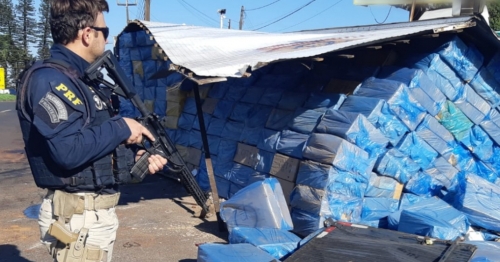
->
[0,245,33,262]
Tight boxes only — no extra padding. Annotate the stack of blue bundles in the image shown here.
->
[223,163,266,190]
[416,115,461,162]
[459,125,494,162]
[339,95,408,146]
[288,108,326,134]
[410,53,463,101]
[276,130,308,159]
[425,156,459,190]
[398,196,470,240]
[436,36,483,82]
[480,108,500,146]
[387,193,424,230]
[257,129,280,152]
[452,84,490,125]
[278,90,308,111]
[404,171,441,196]
[384,68,446,116]
[303,133,373,178]
[316,109,389,160]
[375,148,420,184]
[469,67,500,108]
[453,173,500,232]
[365,172,400,198]
[360,197,399,225]
[397,132,438,170]
[229,227,301,260]
[266,108,295,131]
[197,243,276,262]
[354,77,427,131]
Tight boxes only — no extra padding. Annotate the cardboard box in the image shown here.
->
[202,97,219,114]
[274,176,295,207]
[393,183,403,200]
[270,153,300,183]
[233,143,259,168]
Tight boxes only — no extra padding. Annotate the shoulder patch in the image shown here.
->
[39,92,68,123]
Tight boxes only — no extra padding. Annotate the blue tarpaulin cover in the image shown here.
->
[425,156,459,189]
[375,148,420,184]
[228,227,301,260]
[459,125,494,161]
[436,36,483,81]
[397,132,438,170]
[295,160,336,190]
[266,108,295,131]
[354,77,427,131]
[257,129,280,152]
[453,84,490,125]
[316,109,389,159]
[361,197,399,221]
[197,243,276,262]
[365,172,400,198]
[480,108,500,146]
[288,108,325,134]
[398,196,470,240]
[339,95,408,145]
[404,171,441,196]
[452,173,500,232]
[384,68,446,116]
[276,130,309,159]
[387,193,424,230]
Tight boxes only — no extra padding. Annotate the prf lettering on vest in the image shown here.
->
[55,83,83,106]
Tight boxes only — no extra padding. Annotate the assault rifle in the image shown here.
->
[83,50,212,218]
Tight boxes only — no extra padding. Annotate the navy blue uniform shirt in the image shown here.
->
[26,44,131,179]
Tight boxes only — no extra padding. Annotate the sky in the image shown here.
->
[28,0,411,49]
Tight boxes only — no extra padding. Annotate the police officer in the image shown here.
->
[16,0,167,261]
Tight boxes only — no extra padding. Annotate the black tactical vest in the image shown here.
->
[16,59,131,192]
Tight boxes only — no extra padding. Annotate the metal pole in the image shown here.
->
[228,19,231,29]
[145,0,151,21]
[409,0,416,22]
[239,6,244,30]
[117,0,137,24]
[220,13,223,28]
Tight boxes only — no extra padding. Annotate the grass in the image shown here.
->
[0,94,16,102]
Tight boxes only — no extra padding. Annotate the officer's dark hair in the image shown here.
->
[50,0,109,45]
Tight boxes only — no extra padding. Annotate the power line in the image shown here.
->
[369,6,393,24]
[275,0,344,32]
[246,0,281,11]
[252,0,317,31]
[178,0,219,24]
[177,0,217,26]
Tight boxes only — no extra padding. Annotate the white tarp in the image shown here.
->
[137,17,474,78]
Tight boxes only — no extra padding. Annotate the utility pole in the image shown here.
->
[145,0,151,21]
[117,0,137,24]
[239,6,244,30]
[217,9,226,29]
[228,19,231,29]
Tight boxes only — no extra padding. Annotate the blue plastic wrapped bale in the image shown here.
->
[266,108,295,131]
[223,163,266,188]
[459,125,494,161]
[213,100,235,119]
[387,193,424,230]
[316,109,389,160]
[397,132,438,170]
[197,243,276,262]
[303,133,373,178]
[175,129,190,147]
[482,146,500,176]
[129,47,141,61]
[119,97,137,118]
[207,118,226,137]
[398,196,470,240]
[208,82,229,99]
[365,172,402,199]
[117,32,135,48]
[325,193,364,223]
[452,173,500,232]
[118,49,132,74]
[182,97,197,115]
[245,105,273,128]
[258,88,285,107]
[290,185,329,218]
[467,241,500,262]
[224,85,247,102]
[177,113,196,131]
[295,160,336,190]
[375,148,420,184]
[217,139,237,163]
[239,126,262,146]
[192,113,211,131]
[404,171,441,197]
[411,53,464,101]
[207,135,221,156]
[229,102,252,122]
[278,90,308,111]
[240,87,265,104]
[134,30,155,46]
[469,67,500,108]
[384,68,446,116]
[221,121,245,141]
[255,150,274,173]
[276,130,308,159]
[425,156,459,190]
[228,227,301,260]
[325,168,369,198]
[220,177,294,232]
[290,208,324,237]
[188,130,203,149]
[288,108,325,134]
[452,84,490,125]
[360,197,399,222]
[354,77,427,131]
[416,114,458,156]
[214,175,231,200]
[487,51,500,82]
[461,157,497,184]
[142,60,157,87]
[436,36,483,81]
[303,92,346,110]
[480,108,500,146]
[339,96,408,146]
[257,129,280,153]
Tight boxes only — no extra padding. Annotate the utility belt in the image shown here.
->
[46,190,120,262]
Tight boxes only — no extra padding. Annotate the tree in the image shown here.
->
[36,0,51,59]
[15,0,37,63]
[488,1,500,31]
[0,0,23,88]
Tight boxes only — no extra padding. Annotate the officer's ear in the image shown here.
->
[81,27,94,47]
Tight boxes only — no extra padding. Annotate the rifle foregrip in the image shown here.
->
[130,151,151,182]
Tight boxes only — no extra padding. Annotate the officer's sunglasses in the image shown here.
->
[91,26,109,41]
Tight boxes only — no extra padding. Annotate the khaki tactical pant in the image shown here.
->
[38,190,120,262]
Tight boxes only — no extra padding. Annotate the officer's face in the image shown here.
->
[89,13,108,61]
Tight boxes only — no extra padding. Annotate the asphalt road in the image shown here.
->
[0,102,226,262]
